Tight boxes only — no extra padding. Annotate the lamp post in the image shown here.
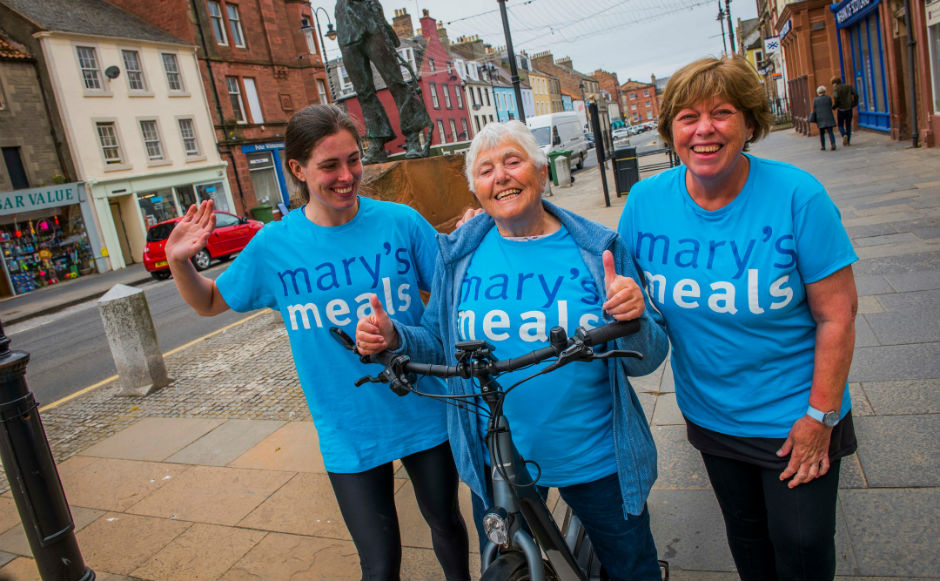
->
[716,2,727,56]
[311,7,338,101]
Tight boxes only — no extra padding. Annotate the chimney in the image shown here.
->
[392,8,414,39]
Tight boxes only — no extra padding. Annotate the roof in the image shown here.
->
[0,30,30,60]
[1,0,187,46]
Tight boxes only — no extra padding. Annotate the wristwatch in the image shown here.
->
[806,405,840,427]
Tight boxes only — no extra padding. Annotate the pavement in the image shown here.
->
[0,129,937,580]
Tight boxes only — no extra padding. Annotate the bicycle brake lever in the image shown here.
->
[594,349,643,360]
[354,375,383,386]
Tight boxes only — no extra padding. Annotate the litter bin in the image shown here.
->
[547,150,572,185]
[612,146,639,197]
[250,204,274,223]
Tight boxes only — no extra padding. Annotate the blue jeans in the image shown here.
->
[472,472,661,581]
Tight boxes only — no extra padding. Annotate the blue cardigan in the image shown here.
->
[394,200,668,517]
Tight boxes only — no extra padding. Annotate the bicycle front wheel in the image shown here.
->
[480,551,560,581]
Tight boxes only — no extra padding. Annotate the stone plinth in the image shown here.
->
[97,284,170,396]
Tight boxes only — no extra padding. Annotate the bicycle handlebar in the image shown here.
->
[331,319,642,392]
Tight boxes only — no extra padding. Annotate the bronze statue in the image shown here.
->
[335,0,432,163]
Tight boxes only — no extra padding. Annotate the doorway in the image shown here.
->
[109,201,134,266]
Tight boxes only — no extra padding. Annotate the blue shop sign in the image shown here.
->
[1,183,80,216]
[831,0,881,28]
[241,142,285,153]
[779,19,792,42]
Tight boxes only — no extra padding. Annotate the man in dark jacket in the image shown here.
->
[831,77,858,146]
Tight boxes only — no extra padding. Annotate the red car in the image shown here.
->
[143,211,264,280]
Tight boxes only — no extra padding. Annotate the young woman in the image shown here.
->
[165,104,469,581]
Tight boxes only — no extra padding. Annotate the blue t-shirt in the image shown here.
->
[457,225,617,487]
[618,155,858,438]
[216,197,448,472]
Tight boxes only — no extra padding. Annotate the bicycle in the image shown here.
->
[331,320,670,581]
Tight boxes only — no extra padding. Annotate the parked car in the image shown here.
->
[612,127,631,142]
[526,112,589,170]
[143,211,264,280]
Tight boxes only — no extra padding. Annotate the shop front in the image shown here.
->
[832,0,892,131]
[0,182,107,298]
[88,164,234,270]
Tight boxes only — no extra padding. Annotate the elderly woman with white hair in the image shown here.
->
[811,85,838,151]
[356,120,668,580]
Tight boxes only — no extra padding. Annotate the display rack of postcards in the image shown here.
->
[0,216,94,295]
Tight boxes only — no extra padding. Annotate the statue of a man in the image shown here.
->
[335,0,432,163]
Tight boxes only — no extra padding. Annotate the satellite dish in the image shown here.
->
[104,66,121,79]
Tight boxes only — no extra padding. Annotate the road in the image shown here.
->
[5,263,254,406]
[577,131,665,172]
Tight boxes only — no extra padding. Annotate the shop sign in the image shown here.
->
[831,0,880,28]
[764,35,780,54]
[779,19,792,42]
[0,183,80,216]
[928,0,940,27]
[241,142,285,153]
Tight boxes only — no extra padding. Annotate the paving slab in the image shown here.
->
[853,415,939,488]
[131,522,266,581]
[228,421,325,473]
[166,419,285,466]
[651,425,711,490]
[849,343,940,382]
[236,472,349,539]
[0,498,20,535]
[647,489,734,573]
[854,314,881,348]
[0,505,103,557]
[859,379,940,415]
[886,270,940,292]
[864,290,940,344]
[81,417,225,461]
[76,512,191,576]
[847,383,875,417]
[127,465,294,526]
[219,532,360,581]
[57,455,190,512]
[854,273,896,295]
[651,392,684,426]
[839,487,940,578]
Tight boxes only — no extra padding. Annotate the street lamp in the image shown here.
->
[311,7,338,101]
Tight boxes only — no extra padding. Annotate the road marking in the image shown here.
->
[39,310,269,412]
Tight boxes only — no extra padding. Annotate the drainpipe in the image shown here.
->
[903,0,919,147]
[189,0,249,210]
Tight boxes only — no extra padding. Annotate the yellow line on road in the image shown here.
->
[39,310,269,412]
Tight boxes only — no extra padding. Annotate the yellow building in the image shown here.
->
[527,69,553,117]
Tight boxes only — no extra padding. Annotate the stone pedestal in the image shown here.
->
[97,284,170,396]
[553,156,572,188]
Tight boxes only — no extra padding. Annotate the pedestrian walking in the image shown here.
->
[163,104,470,581]
[832,77,859,145]
[618,55,858,581]
[811,85,838,151]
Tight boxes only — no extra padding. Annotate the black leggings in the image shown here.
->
[701,452,842,581]
[328,442,470,581]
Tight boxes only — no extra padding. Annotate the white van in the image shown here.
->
[525,112,589,170]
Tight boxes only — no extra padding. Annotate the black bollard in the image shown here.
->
[0,320,94,581]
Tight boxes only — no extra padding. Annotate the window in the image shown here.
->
[455,87,463,109]
[460,118,469,140]
[448,119,458,141]
[208,1,227,45]
[428,58,435,72]
[162,53,184,92]
[122,50,147,91]
[226,76,246,122]
[95,122,124,165]
[226,4,245,47]
[178,118,201,156]
[647,111,652,120]
[474,116,481,132]
[485,88,491,107]
[442,83,452,109]
[631,104,637,110]
[475,86,481,106]
[139,120,165,160]
[643,89,649,97]
[76,46,102,90]
[630,92,636,100]
[317,79,328,103]
[2,147,29,189]
[243,77,263,123]
[436,119,447,144]
[429,82,440,109]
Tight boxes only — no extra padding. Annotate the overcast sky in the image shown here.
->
[314,0,759,84]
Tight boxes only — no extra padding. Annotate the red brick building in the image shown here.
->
[620,80,659,125]
[592,69,623,123]
[105,0,330,216]
[340,9,473,156]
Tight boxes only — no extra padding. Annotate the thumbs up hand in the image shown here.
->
[601,250,645,321]
[355,295,400,354]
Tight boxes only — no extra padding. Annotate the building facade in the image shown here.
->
[106,0,330,215]
[620,79,659,125]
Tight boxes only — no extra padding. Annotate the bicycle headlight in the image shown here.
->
[482,508,510,546]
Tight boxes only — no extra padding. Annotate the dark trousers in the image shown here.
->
[837,109,853,141]
[471,473,662,581]
[818,126,836,148]
[701,452,842,581]
[329,442,470,581]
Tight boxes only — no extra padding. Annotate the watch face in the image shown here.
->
[822,411,840,427]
